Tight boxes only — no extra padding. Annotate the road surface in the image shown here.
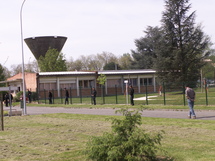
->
[4,106,215,120]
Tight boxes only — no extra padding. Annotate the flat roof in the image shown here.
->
[98,69,156,75]
[38,71,96,76]
[38,69,156,76]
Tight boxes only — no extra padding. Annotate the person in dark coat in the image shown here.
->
[48,91,53,104]
[9,93,13,106]
[4,93,9,107]
[91,87,97,105]
[129,85,134,106]
[27,89,32,103]
[64,88,69,105]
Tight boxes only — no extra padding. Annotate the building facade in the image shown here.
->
[0,70,158,99]
[36,69,157,98]
[0,72,37,92]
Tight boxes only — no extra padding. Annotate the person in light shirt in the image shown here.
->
[185,85,196,119]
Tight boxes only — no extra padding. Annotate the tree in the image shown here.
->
[85,109,165,160]
[3,66,11,79]
[88,54,103,71]
[97,74,107,104]
[10,64,23,76]
[202,54,215,81]
[38,48,67,72]
[25,60,39,73]
[118,53,133,70]
[67,52,118,71]
[155,0,212,85]
[97,52,118,70]
[103,62,121,70]
[132,0,212,85]
[0,64,6,87]
[131,26,162,69]
[67,57,83,71]
[97,74,106,86]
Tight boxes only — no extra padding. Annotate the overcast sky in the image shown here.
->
[1,0,215,69]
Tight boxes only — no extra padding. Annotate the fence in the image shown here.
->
[143,81,213,106]
[34,81,215,106]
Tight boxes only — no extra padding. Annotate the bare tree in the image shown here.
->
[118,53,133,69]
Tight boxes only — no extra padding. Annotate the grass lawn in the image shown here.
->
[1,113,215,161]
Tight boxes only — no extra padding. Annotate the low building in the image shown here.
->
[0,72,37,93]
[37,69,157,98]
[1,70,158,99]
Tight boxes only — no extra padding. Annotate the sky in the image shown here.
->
[1,0,215,69]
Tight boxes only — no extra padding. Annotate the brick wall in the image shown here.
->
[7,73,37,92]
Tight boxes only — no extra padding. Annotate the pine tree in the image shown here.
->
[131,26,162,69]
[155,0,211,85]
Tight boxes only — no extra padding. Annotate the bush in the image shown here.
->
[85,108,165,161]
[14,91,38,102]
[14,91,23,102]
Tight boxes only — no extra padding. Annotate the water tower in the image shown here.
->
[24,36,67,60]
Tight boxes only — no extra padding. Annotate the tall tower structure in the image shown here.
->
[24,36,67,60]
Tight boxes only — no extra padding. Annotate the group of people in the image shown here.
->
[46,88,68,105]
[19,89,32,104]
[90,85,135,106]
[14,85,198,119]
[89,84,197,119]
[53,86,135,106]
[60,86,135,106]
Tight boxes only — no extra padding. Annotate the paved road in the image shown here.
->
[4,106,215,120]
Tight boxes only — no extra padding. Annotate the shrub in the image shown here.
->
[14,91,23,102]
[14,91,38,102]
[85,108,164,161]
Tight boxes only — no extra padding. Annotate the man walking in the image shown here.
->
[91,87,97,105]
[185,85,196,119]
[129,85,134,106]
[28,89,32,103]
[48,91,53,104]
[64,88,69,105]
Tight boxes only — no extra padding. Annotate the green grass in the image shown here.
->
[24,101,215,111]
[1,113,215,160]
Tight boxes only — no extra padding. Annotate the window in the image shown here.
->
[60,83,75,89]
[39,83,44,90]
[129,78,137,86]
[107,79,121,87]
[79,80,83,87]
[79,80,95,88]
[140,78,153,86]
[148,78,153,85]
[84,80,88,87]
[40,83,57,90]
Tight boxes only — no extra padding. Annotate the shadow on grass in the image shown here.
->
[156,156,174,161]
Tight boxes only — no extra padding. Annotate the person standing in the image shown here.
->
[28,89,32,103]
[9,93,13,106]
[91,87,97,105]
[129,85,134,106]
[4,93,9,107]
[64,88,69,105]
[48,91,53,104]
[185,86,196,119]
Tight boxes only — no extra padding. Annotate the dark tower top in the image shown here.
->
[24,36,67,60]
